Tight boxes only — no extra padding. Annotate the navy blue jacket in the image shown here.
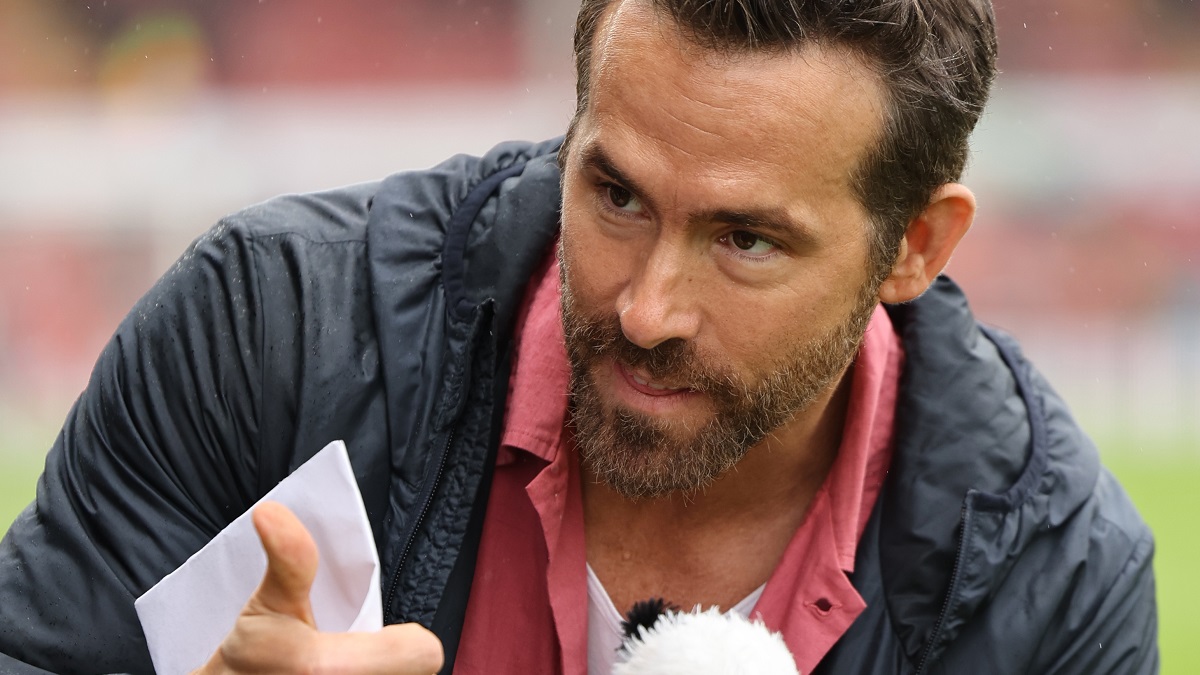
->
[0,139,1157,674]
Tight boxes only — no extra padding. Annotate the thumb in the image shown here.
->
[249,501,318,626]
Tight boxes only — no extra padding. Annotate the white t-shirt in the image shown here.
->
[586,563,766,675]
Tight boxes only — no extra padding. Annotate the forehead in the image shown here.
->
[583,0,886,209]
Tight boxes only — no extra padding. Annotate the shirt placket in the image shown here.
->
[527,442,588,675]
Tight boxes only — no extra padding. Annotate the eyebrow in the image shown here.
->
[577,140,818,247]
[694,207,818,248]
[578,141,653,207]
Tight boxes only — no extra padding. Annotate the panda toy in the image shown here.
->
[614,599,800,675]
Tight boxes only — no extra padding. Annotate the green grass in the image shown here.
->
[0,411,54,531]
[0,452,41,530]
[1103,450,1200,674]
[1,434,1197,671]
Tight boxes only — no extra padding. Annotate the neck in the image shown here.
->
[580,365,854,612]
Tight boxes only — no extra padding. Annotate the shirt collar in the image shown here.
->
[498,247,570,465]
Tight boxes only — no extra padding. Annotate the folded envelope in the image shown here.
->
[135,440,383,675]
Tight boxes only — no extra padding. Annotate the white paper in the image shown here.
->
[135,440,383,675]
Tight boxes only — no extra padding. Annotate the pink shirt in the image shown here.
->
[454,250,904,674]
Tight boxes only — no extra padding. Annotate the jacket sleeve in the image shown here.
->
[1042,473,1160,675]
[0,220,264,674]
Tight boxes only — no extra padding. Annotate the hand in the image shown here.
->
[194,501,444,674]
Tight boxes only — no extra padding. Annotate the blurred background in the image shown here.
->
[0,0,1197,669]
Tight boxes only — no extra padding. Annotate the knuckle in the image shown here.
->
[220,614,316,674]
[217,619,253,666]
[399,625,445,670]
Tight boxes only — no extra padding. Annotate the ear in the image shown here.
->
[877,183,976,304]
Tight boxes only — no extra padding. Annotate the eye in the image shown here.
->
[605,183,644,214]
[722,230,777,257]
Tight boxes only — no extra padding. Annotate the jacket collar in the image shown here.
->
[881,277,1100,664]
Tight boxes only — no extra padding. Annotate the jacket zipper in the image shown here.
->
[384,429,455,622]
[915,503,973,675]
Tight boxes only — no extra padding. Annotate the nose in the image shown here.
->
[616,241,702,350]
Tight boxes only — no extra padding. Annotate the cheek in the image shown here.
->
[563,244,626,320]
[560,206,631,309]
[708,287,834,366]
[709,299,789,363]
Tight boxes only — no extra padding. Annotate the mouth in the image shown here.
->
[615,361,692,398]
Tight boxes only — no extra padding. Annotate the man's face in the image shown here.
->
[559,0,888,501]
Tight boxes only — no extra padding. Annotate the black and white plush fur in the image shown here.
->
[614,598,800,675]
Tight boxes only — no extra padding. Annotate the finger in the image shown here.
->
[249,501,318,625]
[313,623,445,675]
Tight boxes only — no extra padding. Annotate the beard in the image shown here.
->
[560,255,880,502]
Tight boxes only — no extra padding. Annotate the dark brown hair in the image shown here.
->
[562,0,998,280]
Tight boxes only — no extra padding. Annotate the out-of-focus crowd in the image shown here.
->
[1,0,522,92]
[3,0,1198,94]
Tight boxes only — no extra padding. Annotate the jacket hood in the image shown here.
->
[882,277,1102,666]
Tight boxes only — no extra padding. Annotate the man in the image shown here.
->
[0,0,1158,673]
